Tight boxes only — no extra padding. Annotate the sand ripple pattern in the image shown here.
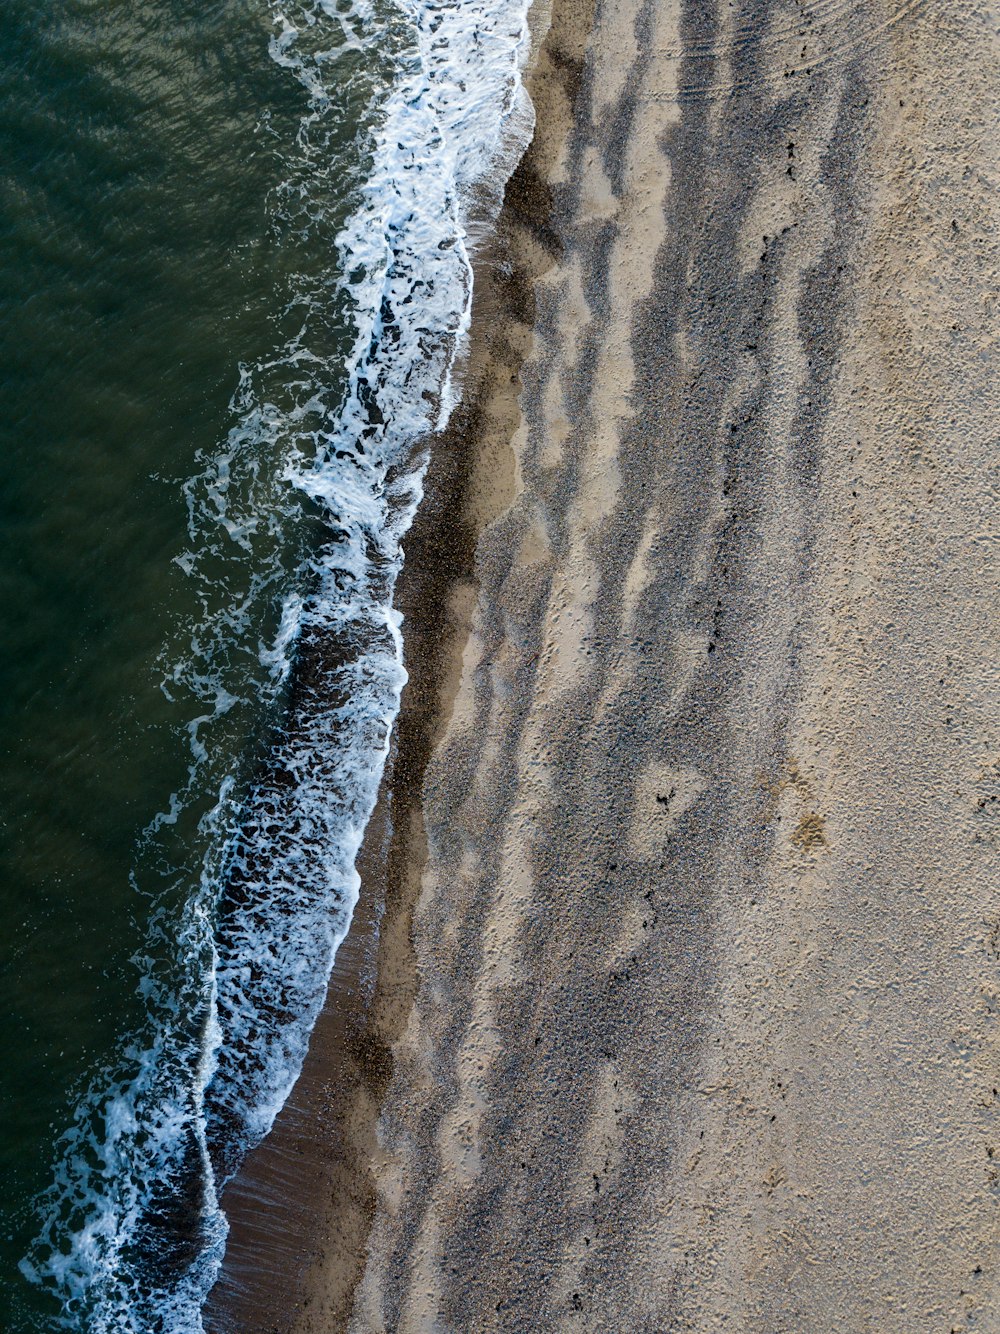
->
[350,0,1000,1329]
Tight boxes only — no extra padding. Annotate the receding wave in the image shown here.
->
[21,0,533,1328]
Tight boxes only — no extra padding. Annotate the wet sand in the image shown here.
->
[220,0,1000,1328]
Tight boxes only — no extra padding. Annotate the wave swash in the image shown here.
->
[21,0,533,1328]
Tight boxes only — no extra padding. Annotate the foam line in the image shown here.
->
[22,0,534,1328]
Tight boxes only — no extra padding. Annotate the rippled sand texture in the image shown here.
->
[342,0,1000,1328]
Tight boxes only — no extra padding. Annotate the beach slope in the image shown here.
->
[299,0,1000,1328]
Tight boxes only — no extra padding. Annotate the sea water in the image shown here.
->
[0,0,532,1328]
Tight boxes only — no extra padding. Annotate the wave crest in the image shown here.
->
[22,0,533,1328]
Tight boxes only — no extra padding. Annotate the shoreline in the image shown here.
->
[216,0,1000,1327]
[204,0,576,1324]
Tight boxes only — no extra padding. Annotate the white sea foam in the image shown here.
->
[23,0,534,1327]
[258,589,304,687]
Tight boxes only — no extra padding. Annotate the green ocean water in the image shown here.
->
[0,2,362,1325]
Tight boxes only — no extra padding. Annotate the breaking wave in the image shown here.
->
[21,0,534,1327]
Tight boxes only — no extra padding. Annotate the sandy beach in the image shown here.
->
[211,0,1000,1328]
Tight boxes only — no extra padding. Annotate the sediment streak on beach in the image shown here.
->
[286,0,1000,1328]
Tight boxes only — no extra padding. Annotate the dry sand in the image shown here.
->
[220,0,1000,1329]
